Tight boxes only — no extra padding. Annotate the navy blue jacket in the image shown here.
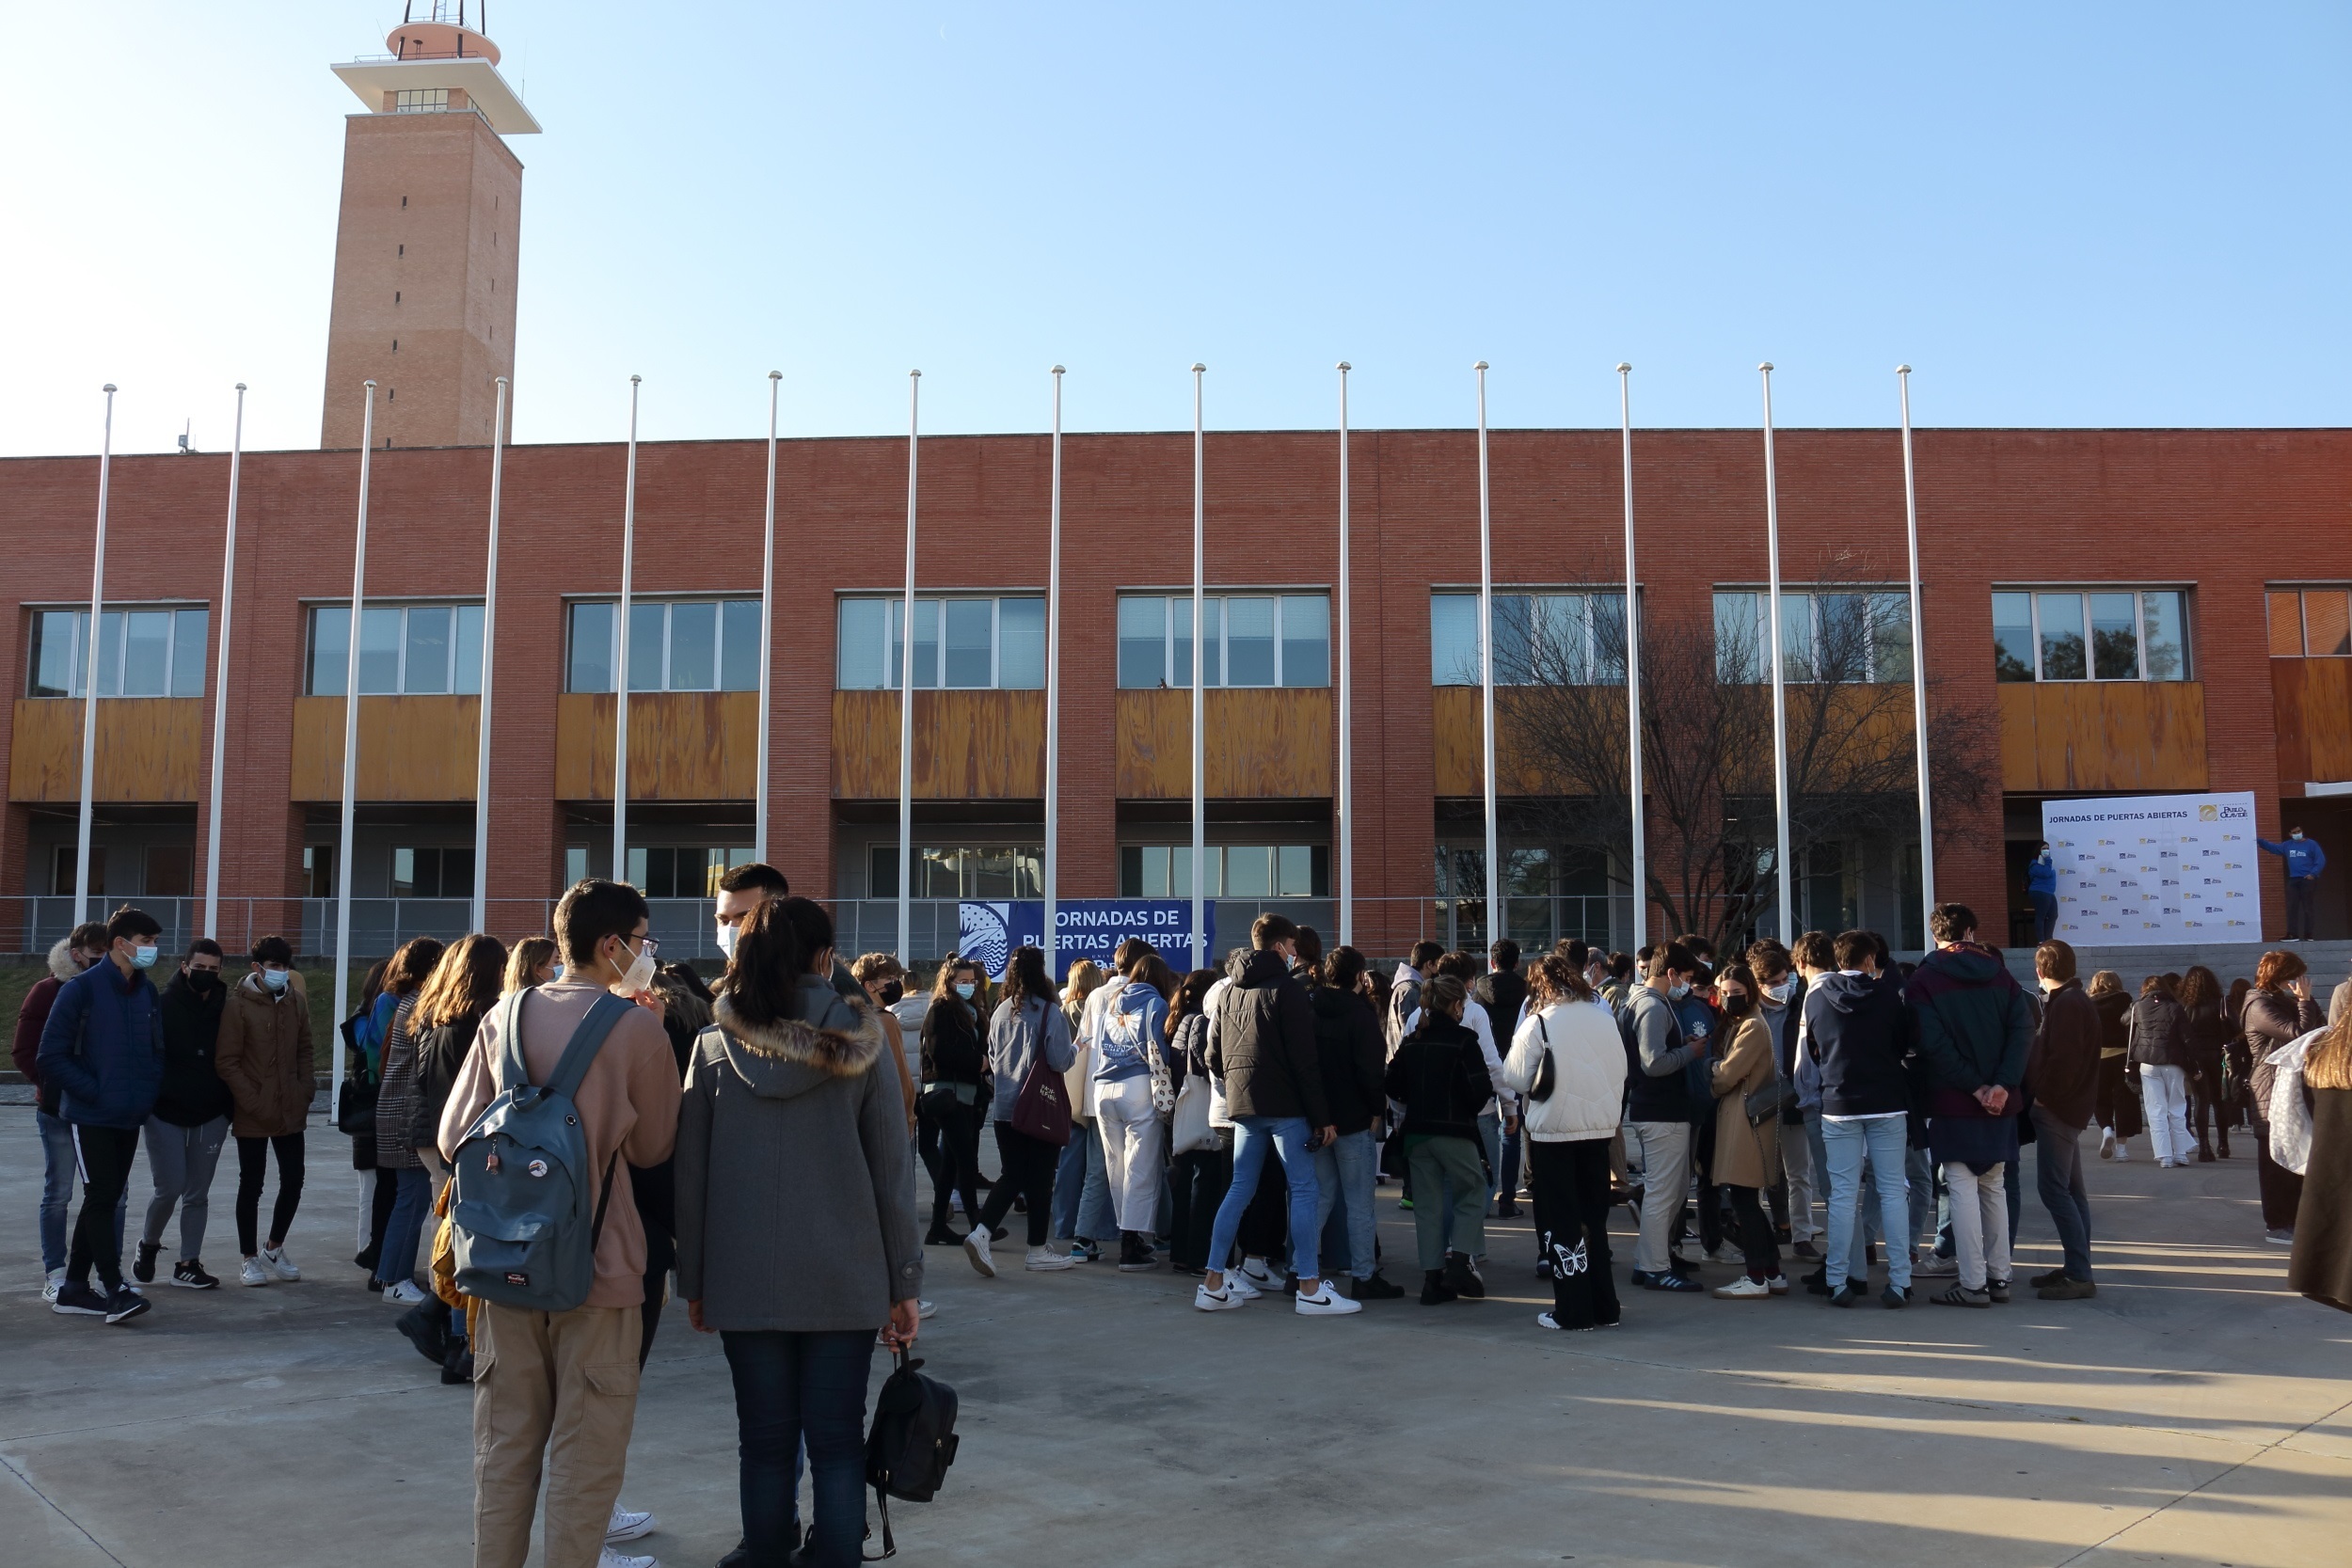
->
[1804,971,1913,1118]
[36,959,164,1131]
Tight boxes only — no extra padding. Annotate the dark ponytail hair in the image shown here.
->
[1002,944,1052,1009]
[719,895,836,1028]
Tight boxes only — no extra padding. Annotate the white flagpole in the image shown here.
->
[1336,361,1353,951]
[1899,364,1935,925]
[1190,363,1207,970]
[1475,361,1501,952]
[331,381,377,1119]
[612,376,641,886]
[471,375,508,931]
[1760,362,1793,941]
[73,386,118,927]
[203,384,246,942]
[898,371,920,962]
[755,371,780,864]
[1618,363,1645,954]
[1044,366,1065,980]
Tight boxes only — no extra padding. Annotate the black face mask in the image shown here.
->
[185,971,219,996]
[1721,991,1753,1017]
[880,979,904,1006]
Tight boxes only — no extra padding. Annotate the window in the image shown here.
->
[564,600,761,693]
[1989,590,2189,682]
[26,607,208,698]
[302,846,335,897]
[2269,589,2352,657]
[1115,594,1328,689]
[308,604,483,695]
[52,846,103,897]
[834,597,1046,690]
[1431,844,1611,950]
[869,845,1044,899]
[391,846,474,898]
[393,88,451,112]
[1431,592,1626,687]
[625,846,752,897]
[1117,845,1328,898]
[1712,591,1911,685]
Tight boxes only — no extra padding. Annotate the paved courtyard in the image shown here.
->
[2,1107,2347,1568]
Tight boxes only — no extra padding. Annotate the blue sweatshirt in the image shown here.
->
[2259,836,2327,879]
[2026,856,2058,896]
[36,959,164,1130]
[1097,983,1166,1083]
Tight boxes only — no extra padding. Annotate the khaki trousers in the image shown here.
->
[472,1300,644,1568]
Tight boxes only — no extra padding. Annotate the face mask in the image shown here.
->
[261,967,291,992]
[185,970,218,995]
[1722,991,1753,1017]
[132,944,159,970]
[881,979,904,1006]
[1668,981,1691,1000]
[1763,978,1794,1004]
[716,923,739,960]
[2291,830,2305,839]
[955,983,977,1001]
[611,940,657,996]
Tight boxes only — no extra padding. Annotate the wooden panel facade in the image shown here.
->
[291,695,482,800]
[1113,689,1333,800]
[8,698,204,802]
[829,690,1047,800]
[1432,687,1638,797]
[1996,683,2209,794]
[554,691,761,800]
[2272,657,2352,789]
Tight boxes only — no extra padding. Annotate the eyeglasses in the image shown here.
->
[632,937,660,958]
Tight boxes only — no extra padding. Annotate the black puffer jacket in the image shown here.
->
[152,971,232,1128]
[1383,1015,1497,1143]
[1309,984,1386,1136]
[919,995,987,1086]
[2126,992,2193,1069]
[2245,989,2326,1117]
[1207,950,1327,1124]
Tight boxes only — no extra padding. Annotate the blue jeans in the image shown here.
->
[1207,1117,1320,1281]
[37,1110,122,1274]
[723,1329,878,1568]
[1052,1121,1117,1243]
[1822,1117,1913,1291]
[2031,1106,2093,1281]
[376,1165,433,1287]
[1312,1129,1378,1280]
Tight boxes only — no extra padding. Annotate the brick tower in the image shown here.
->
[321,4,539,450]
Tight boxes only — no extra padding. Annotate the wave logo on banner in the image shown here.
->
[957,902,1015,980]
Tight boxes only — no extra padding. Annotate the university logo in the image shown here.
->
[958,902,1013,978]
[2199,804,2217,821]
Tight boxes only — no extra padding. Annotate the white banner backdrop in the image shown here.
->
[2042,791,2261,947]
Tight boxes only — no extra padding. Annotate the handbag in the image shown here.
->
[335,1016,379,1138]
[1527,1013,1558,1103]
[1007,1006,1073,1148]
[1170,1074,1214,1153]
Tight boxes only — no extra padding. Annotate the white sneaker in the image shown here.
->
[261,1246,301,1281]
[1193,1280,1249,1311]
[1913,1252,1960,1278]
[963,1228,995,1278]
[41,1268,64,1303]
[1236,1258,1282,1294]
[597,1549,659,1568]
[383,1280,428,1306]
[1705,1243,1743,1264]
[2098,1127,2116,1159]
[917,1299,937,1319]
[2112,1143,2130,1163]
[1294,1282,1362,1316]
[240,1258,270,1288]
[1024,1246,1075,1272]
[606,1504,658,1543]
[1221,1269,1263,1301]
[1712,1275,1772,1299]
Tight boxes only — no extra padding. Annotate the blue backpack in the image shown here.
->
[448,990,633,1312]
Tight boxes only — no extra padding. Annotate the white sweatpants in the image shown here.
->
[2139,1064,2191,1164]
[1094,1075,1168,1235]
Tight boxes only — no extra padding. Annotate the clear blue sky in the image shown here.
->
[5,2,2345,456]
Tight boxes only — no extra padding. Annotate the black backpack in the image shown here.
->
[863,1352,960,1560]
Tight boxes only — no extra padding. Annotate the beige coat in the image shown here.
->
[1709,1012,1784,1191]
[215,972,315,1139]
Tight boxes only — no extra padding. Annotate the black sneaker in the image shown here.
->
[1443,1251,1486,1299]
[1986,1278,2010,1305]
[51,1280,110,1317]
[1420,1269,1459,1306]
[171,1259,220,1290]
[1645,1270,1706,1293]
[104,1288,152,1324]
[1829,1280,1867,1308]
[397,1303,451,1366]
[1802,1266,1832,1297]
[2027,1267,2069,1289]
[1881,1284,1914,1309]
[133,1241,160,1285]
[353,1244,380,1273]
[440,1342,474,1386]
[1117,1233,1158,1273]
[923,1225,959,1246]
[1354,1271,1406,1300]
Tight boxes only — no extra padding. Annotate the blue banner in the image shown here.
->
[955,898,1215,981]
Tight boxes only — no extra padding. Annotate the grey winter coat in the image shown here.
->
[674,978,923,1332]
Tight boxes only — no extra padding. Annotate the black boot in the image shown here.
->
[1443,1250,1486,1299]
[1117,1231,1157,1273]
[440,1338,473,1386]
[924,1221,958,1246]
[1354,1271,1406,1300]
[397,1299,451,1366]
[1420,1269,1458,1306]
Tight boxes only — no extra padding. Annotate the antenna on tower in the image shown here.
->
[178,420,197,455]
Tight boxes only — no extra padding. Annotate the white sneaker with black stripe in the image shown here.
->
[606,1504,657,1544]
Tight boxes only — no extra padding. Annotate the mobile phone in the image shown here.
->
[1306,1128,1330,1151]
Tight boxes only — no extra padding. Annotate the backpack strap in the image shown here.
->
[491,989,532,1095]
[541,992,635,1102]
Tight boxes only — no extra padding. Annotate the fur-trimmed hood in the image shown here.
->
[711,987,884,1101]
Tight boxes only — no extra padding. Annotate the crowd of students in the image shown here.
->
[16,879,2352,1567]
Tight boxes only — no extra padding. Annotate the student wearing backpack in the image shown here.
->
[676,895,921,1568]
[437,879,682,1568]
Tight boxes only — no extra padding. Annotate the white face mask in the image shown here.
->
[132,944,159,970]
[1668,981,1691,1000]
[610,939,657,996]
[1764,978,1794,1004]
[716,923,739,960]
[954,983,977,1000]
[261,967,291,992]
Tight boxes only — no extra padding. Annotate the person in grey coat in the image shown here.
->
[675,895,921,1568]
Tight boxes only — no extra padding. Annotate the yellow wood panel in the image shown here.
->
[8,698,203,802]
[1997,683,2208,793]
[553,692,760,800]
[291,695,482,801]
[2275,657,2352,785]
[1114,689,1334,800]
[828,690,1046,800]
[1115,690,1190,799]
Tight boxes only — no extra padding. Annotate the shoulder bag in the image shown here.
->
[1527,1012,1558,1103]
[1007,1003,1073,1148]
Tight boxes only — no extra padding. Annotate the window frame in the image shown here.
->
[25,603,210,700]
[2269,586,2352,658]
[1709,588,1913,687]
[833,594,1049,692]
[1430,588,1629,688]
[563,597,761,694]
[1987,586,2193,684]
[306,601,485,696]
[1113,591,1332,690]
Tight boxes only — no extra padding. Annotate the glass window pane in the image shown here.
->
[2269,592,2307,657]
[627,602,666,692]
[1279,595,1328,688]
[1223,597,1275,687]
[1118,596,1167,689]
[1869,594,1913,682]
[2038,593,2087,680]
[2141,592,2188,680]
[96,610,123,696]
[1589,593,1627,686]
[169,609,209,696]
[1431,593,1480,685]
[310,607,350,696]
[1992,592,2034,682]
[404,605,452,693]
[2304,590,2350,657]
[667,601,717,690]
[971,847,1017,898]
[1200,596,1227,688]
[123,608,173,694]
[1168,846,1193,898]
[996,598,1044,689]
[1528,594,1581,685]
[1224,845,1268,896]
[1816,594,1868,683]
[567,602,613,692]
[1143,846,1169,897]
[625,847,648,891]
[942,599,993,689]
[1173,597,1196,687]
[1276,845,1313,897]
[720,600,761,690]
[889,598,939,689]
[358,607,402,694]
[1713,593,1760,684]
[29,610,77,698]
[453,605,484,694]
[442,846,475,900]
[2090,592,2139,680]
[1489,594,1532,686]
[836,599,885,689]
[1777,593,1816,683]
[392,847,417,896]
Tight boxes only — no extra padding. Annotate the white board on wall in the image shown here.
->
[2041,792,2261,947]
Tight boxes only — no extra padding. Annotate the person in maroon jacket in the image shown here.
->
[14,922,109,1302]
